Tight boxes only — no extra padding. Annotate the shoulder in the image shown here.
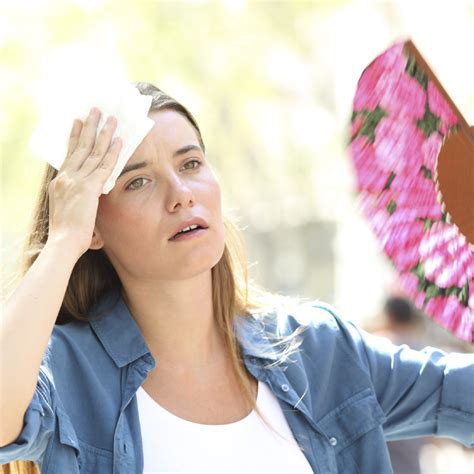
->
[255,296,360,342]
[243,299,380,407]
[49,321,94,356]
[241,296,368,364]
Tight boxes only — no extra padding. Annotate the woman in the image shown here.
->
[0,83,472,474]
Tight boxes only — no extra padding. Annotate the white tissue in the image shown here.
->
[31,79,155,194]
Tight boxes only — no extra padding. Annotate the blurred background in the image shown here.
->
[1,0,473,472]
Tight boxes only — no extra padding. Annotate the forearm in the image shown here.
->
[0,238,79,446]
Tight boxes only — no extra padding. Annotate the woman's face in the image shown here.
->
[93,109,225,281]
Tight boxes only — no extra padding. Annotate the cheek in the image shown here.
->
[96,197,145,237]
[97,197,123,228]
[207,179,222,212]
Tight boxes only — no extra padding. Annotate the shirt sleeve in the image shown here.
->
[336,316,474,447]
[0,364,57,464]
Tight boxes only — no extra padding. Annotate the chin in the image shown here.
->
[125,235,226,280]
[167,246,225,281]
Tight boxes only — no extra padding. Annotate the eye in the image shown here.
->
[126,177,149,191]
[182,159,202,170]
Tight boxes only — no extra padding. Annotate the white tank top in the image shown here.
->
[136,379,313,473]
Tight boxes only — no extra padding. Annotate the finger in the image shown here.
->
[58,119,83,174]
[79,116,118,176]
[86,137,123,182]
[70,107,102,168]
[66,119,83,159]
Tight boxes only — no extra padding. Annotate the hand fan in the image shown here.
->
[348,39,474,342]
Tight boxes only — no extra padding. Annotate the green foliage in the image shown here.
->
[416,103,441,138]
[386,199,397,215]
[420,165,433,180]
[404,52,428,90]
[411,263,469,307]
[383,171,396,190]
[353,107,387,143]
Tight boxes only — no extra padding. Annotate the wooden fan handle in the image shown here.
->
[437,125,474,245]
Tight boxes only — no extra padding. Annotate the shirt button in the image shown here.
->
[281,383,290,392]
[329,437,338,446]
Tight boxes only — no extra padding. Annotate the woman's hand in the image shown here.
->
[47,107,122,258]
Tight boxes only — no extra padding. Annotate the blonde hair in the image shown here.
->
[3,83,308,474]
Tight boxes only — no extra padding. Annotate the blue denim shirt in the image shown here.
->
[1,287,473,473]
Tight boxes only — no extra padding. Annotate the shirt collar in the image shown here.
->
[88,286,279,369]
[89,287,150,368]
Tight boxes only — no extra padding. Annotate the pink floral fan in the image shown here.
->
[348,39,474,342]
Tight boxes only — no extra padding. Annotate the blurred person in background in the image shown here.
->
[377,296,425,349]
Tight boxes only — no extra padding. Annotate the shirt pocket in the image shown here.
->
[41,407,81,474]
[76,438,113,474]
[53,408,113,474]
[56,408,80,455]
[317,387,386,453]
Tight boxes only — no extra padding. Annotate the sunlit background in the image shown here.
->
[1,1,473,472]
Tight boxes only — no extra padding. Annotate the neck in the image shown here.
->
[121,270,226,373]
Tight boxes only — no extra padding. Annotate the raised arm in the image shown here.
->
[0,108,121,452]
[337,316,474,446]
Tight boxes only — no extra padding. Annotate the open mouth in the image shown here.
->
[170,225,207,241]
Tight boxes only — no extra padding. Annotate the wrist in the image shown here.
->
[44,234,84,263]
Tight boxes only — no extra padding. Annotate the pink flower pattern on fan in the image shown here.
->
[374,117,425,174]
[421,133,443,178]
[353,42,407,112]
[426,296,472,340]
[398,271,426,307]
[351,114,364,137]
[427,81,459,135]
[380,74,426,120]
[361,203,424,272]
[420,222,473,289]
[388,174,443,220]
[348,40,473,342]
[351,136,392,194]
[469,282,474,311]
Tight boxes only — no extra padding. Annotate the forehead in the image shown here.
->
[148,109,198,140]
[124,109,202,165]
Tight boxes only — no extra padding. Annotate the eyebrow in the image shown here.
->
[117,144,203,179]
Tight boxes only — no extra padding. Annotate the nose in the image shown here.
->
[165,173,195,212]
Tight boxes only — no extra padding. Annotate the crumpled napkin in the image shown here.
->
[31,80,155,194]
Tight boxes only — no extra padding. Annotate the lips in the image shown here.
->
[170,227,207,242]
[169,217,209,240]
